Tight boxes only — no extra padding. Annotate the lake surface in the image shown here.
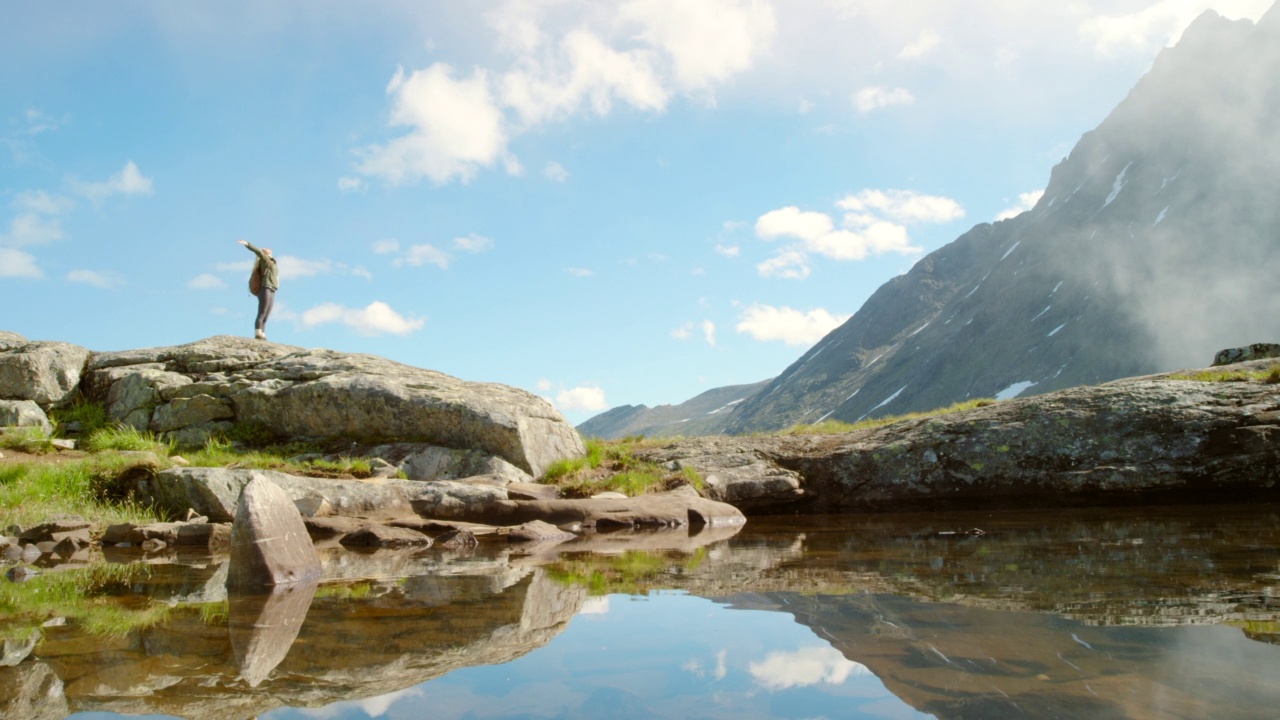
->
[5,503,1280,719]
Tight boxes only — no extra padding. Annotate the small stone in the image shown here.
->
[437,529,479,550]
[184,508,207,523]
[340,524,433,549]
[41,617,67,628]
[591,491,629,500]
[51,537,81,557]
[507,520,576,544]
[170,455,190,466]
[51,439,76,450]
[2,546,21,562]
[101,523,140,545]
[6,566,37,583]
[140,538,167,552]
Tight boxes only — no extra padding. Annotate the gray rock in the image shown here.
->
[0,400,51,433]
[228,579,318,687]
[399,445,533,483]
[18,520,90,543]
[493,493,747,530]
[0,331,26,351]
[102,368,191,430]
[1212,343,1280,366]
[150,394,234,433]
[507,520,576,544]
[436,529,479,550]
[339,524,433,549]
[0,341,90,408]
[226,476,322,589]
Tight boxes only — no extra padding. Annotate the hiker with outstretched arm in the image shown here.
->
[239,239,278,340]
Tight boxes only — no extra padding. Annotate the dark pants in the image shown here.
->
[255,287,275,333]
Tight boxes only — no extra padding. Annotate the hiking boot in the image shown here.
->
[255,329,266,340]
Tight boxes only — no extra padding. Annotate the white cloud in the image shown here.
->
[74,160,154,203]
[337,176,367,193]
[2,212,63,247]
[0,248,41,278]
[66,269,125,289]
[996,188,1045,220]
[671,321,694,340]
[14,190,73,215]
[544,161,569,181]
[715,243,740,258]
[756,206,834,242]
[352,266,373,281]
[187,273,226,290]
[756,249,810,279]
[749,647,869,690]
[898,28,940,59]
[837,189,965,224]
[301,300,425,336]
[702,320,717,346]
[736,303,849,345]
[357,64,510,185]
[396,243,451,269]
[277,256,334,279]
[555,385,608,412]
[565,267,594,277]
[535,379,555,392]
[453,233,494,253]
[619,0,777,92]
[372,239,400,254]
[854,86,915,114]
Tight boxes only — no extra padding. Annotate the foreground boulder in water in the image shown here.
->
[227,476,322,590]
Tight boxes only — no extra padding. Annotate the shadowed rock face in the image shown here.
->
[637,362,1280,513]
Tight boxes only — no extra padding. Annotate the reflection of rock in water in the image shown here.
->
[35,566,585,719]
[0,661,68,720]
[228,580,319,687]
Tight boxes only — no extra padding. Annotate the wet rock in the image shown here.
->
[18,519,91,544]
[175,522,231,550]
[140,538,166,552]
[304,516,367,540]
[340,524,434,549]
[436,529,479,550]
[6,566,37,582]
[506,520,576,544]
[499,493,748,530]
[389,517,499,537]
[1,545,21,563]
[506,482,559,501]
[227,476,322,590]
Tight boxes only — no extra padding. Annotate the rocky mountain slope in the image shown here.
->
[586,5,1280,435]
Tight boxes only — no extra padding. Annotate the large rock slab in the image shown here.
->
[226,476,322,589]
[86,336,583,476]
[642,362,1280,513]
[143,467,512,523]
[0,340,90,409]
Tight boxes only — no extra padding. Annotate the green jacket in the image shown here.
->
[244,242,279,291]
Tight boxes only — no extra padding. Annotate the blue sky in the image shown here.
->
[1,0,1270,424]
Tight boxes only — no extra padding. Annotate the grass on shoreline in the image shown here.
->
[1168,364,1280,384]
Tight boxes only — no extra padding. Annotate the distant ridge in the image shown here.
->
[577,379,771,439]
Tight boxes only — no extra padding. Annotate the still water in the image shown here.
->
[6,503,1280,720]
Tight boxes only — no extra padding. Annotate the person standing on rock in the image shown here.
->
[239,239,278,341]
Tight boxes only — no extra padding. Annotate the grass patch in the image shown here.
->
[49,399,109,437]
[182,435,376,479]
[780,398,998,435]
[546,549,708,596]
[0,426,56,454]
[0,457,164,528]
[84,424,173,455]
[538,436,691,498]
[1169,364,1280,384]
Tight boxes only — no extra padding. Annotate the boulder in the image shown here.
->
[226,476,322,589]
[1,628,40,667]
[86,336,584,474]
[0,661,67,720]
[144,467,511,522]
[0,341,90,409]
[0,400,51,433]
[227,580,318,687]
[492,493,748,530]
[0,331,26,351]
[339,524,433,549]
[506,520,576,544]
[1213,343,1280,366]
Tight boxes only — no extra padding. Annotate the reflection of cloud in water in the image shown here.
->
[580,596,611,615]
[749,646,869,690]
[715,648,728,680]
[296,686,425,718]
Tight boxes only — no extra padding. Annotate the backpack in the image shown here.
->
[248,263,262,296]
